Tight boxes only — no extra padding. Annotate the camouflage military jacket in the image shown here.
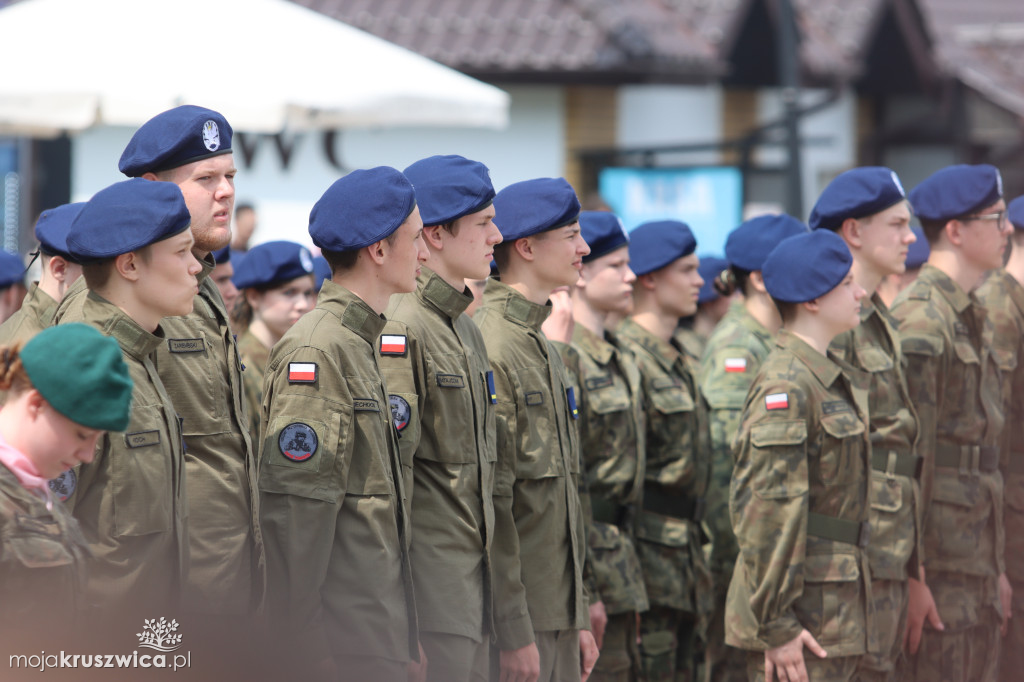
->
[259,280,417,666]
[831,292,920,581]
[698,303,773,579]
[66,292,189,615]
[0,283,56,345]
[673,325,706,362]
[237,329,269,444]
[474,278,589,650]
[891,265,1005,627]
[726,330,871,656]
[559,324,649,616]
[378,268,496,642]
[615,317,712,615]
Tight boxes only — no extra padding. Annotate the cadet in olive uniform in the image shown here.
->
[809,168,926,681]
[474,178,598,682]
[0,324,132,642]
[699,214,807,682]
[62,179,200,621]
[558,211,649,682]
[890,165,1011,682]
[259,167,425,681]
[0,203,84,344]
[376,155,501,682]
[231,241,316,441]
[726,229,870,682]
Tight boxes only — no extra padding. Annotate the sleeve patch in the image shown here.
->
[48,470,76,502]
[389,395,411,431]
[279,422,318,462]
[288,362,318,383]
[765,393,789,410]
[724,357,747,373]
[380,334,407,356]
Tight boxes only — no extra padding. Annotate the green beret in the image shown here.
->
[20,324,134,432]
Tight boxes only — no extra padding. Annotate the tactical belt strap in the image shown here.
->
[871,449,923,479]
[934,442,999,472]
[642,484,704,522]
[807,512,871,548]
[590,497,634,527]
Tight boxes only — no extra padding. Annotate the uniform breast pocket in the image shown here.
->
[952,337,981,398]
[512,368,560,479]
[816,412,865,486]
[855,345,894,373]
[346,394,397,497]
[5,534,75,569]
[113,405,174,537]
[418,353,475,465]
[794,552,863,646]
[927,473,993,563]
[647,379,694,466]
[750,419,808,499]
[158,329,228,435]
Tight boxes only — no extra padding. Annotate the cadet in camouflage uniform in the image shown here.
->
[259,168,425,680]
[673,256,730,361]
[0,204,84,345]
[727,229,870,682]
[970,194,1024,682]
[890,164,1011,682]
[556,211,649,682]
[230,241,317,441]
[377,155,501,681]
[698,214,807,682]
[475,178,598,682]
[0,324,131,642]
[615,220,713,682]
[810,167,927,681]
[61,179,200,622]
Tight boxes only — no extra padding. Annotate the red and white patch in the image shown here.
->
[380,334,407,355]
[724,358,747,373]
[765,393,789,410]
[288,362,317,383]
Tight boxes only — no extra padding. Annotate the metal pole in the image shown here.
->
[778,0,803,217]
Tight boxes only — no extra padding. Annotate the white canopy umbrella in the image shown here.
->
[0,0,509,136]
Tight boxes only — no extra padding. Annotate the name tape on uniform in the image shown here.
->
[380,334,407,356]
[765,393,789,410]
[288,362,318,383]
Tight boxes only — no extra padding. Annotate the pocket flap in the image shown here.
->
[803,551,859,583]
[855,345,894,373]
[6,534,74,569]
[901,333,943,357]
[820,412,865,439]
[931,472,981,508]
[751,419,807,447]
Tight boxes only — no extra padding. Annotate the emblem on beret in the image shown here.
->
[49,470,77,502]
[279,422,318,462]
[300,248,314,273]
[890,170,904,197]
[202,120,220,152]
[997,169,1004,197]
[389,395,411,432]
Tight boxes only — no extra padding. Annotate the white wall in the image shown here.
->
[617,85,723,166]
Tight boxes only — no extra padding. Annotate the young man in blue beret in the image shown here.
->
[259,167,427,681]
[890,164,1011,682]
[473,177,599,682]
[975,193,1024,681]
[614,220,712,682]
[810,166,930,682]
[876,227,929,307]
[0,203,84,343]
[60,178,202,624]
[373,155,502,682]
[727,229,869,682]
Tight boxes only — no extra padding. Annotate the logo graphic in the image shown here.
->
[279,422,318,462]
[49,470,76,502]
[890,170,904,197]
[201,120,220,152]
[136,618,183,652]
[389,395,411,432]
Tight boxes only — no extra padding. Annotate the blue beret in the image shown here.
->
[312,255,332,291]
[1008,195,1024,231]
[905,227,930,268]
[0,251,24,289]
[403,155,495,226]
[34,203,86,263]
[492,178,581,241]
[809,167,907,231]
[211,245,231,265]
[67,179,192,262]
[309,167,417,252]
[579,211,628,263]
[909,164,1003,223]
[725,214,808,272]
[698,256,728,304]
[763,230,852,303]
[119,105,233,177]
[232,241,315,290]
[628,220,697,276]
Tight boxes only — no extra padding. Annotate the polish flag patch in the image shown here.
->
[380,334,407,356]
[724,358,747,373]
[288,362,318,383]
[765,393,789,410]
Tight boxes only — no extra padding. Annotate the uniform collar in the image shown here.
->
[616,317,680,371]
[776,328,841,388]
[316,279,387,345]
[417,267,472,320]
[82,291,164,360]
[196,251,214,285]
[572,324,617,365]
[918,263,973,314]
[23,283,57,327]
[482,278,551,331]
[995,269,1024,317]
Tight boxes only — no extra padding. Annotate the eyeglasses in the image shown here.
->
[960,211,1008,228]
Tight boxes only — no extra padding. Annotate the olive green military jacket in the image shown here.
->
[474,278,589,650]
[259,280,417,666]
[237,329,269,444]
[0,283,56,345]
[891,265,1005,628]
[64,292,189,615]
[615,317,712,616]
[698,304,773,581]
[378,268,496,642]
[976,269,1024,591]
[726,330,871,656]
[559,324,649,616]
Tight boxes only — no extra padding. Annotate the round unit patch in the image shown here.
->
[389,395,411,432]
[49,470,77,502]
[202,120,220,152]
[279,422,318,462]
